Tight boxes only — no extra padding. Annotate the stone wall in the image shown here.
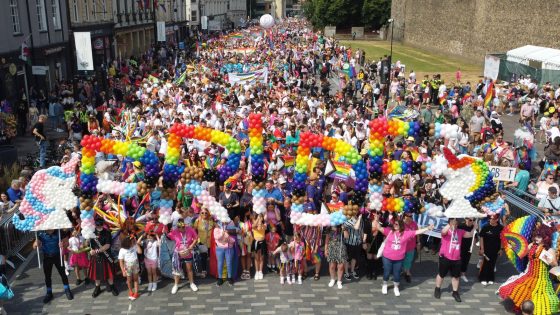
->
[391,0,560,61]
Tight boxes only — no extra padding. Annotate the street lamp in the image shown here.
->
[385,18,394,105]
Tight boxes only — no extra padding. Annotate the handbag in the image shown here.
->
[0,275,14,301]
[376,231,391,259]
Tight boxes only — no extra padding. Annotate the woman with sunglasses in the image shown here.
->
[373,216,434,296]
[478,214,503,286]
[193,208,215,278]
[535,172,559,200]
[167,221,199,294]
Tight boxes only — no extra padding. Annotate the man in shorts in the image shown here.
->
[434,218,476,302]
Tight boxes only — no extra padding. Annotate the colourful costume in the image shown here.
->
[498,245,559,315]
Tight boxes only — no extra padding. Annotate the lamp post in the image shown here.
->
[385,18,394,105]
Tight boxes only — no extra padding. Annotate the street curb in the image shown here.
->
[8,250,36,286]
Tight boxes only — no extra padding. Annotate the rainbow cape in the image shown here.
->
[500,215,538,272]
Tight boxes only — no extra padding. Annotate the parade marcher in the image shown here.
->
[89,219,119,298]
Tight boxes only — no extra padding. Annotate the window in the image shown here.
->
[92,0,97,20]
[36,0,47,31]
[72,0,78,22]
[51,0,61,29]
[102,0,106,19]
[84,0,89,21]
[9,0,21,34]
[191,10,197,21]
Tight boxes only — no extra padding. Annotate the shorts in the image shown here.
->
[253,240,266,254]
[346,244,363,261]
[438,256,461,278]
[125,261,140,276]
[144,258,158,269]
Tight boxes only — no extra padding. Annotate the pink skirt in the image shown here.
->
[70,252,90,268]
[144,258,158,269]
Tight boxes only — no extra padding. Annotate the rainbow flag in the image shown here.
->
[438,92,447,105]
[484,82,494,108]
[282,155,295,167]
[500,215,537,272]
[228,33,244,39]
[331,161,352,180]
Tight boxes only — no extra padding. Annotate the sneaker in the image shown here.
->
[452,291,462,303]
[394,286,400,297]
[281,277,285,285]
[481,281,488,286]
[337,281,343,289]
[286,276,292,285]
[461,275,469,283]
[344,273,351,281]
[328,279,336,287]
[152,282,157,291]
[147,283,153,291]
[488,281,494,285]
[434,287,441,299]
[216,278,224,286]
[291,275,296,283]
[128,291,135,300]
[352,271,359,280]
[43,292,54,304]
[297,276,302,285]
[382,283,388,295]
[190,283,198,292]
[171,284,179,294]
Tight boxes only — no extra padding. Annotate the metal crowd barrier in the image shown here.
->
[1,207,33,263]
[500,187,545,222]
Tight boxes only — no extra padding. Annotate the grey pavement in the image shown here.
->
[5,249,515,315]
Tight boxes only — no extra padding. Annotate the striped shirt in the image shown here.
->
[343,217,364,246]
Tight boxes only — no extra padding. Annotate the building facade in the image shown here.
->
[69,0,115,73]
[0,0,71,103]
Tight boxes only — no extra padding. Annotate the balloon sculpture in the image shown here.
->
[259,14,275,29]
[12,156,80,231]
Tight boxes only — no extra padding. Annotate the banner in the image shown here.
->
[228,68,268,85]
[157,22,166,42]
[74,32,94,71]
[488,166,516,182]
[484,55,500,81]
[413,213,448,238]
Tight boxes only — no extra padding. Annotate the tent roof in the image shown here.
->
[506,45,560,68]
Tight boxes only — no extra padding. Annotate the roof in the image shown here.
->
[506,45,560,70]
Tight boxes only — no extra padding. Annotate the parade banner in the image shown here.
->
[228,68,268,85]
[224,48,256,55]
[74,32,94,71]
[413,213,449,238]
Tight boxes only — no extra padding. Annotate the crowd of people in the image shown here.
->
[1,18,560,315]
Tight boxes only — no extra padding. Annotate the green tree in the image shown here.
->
[362,0,391,30]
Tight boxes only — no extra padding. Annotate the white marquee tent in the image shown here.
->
[506,45,560,71]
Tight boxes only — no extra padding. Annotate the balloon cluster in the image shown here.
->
[424,203,444,217]
[465,159,496,208]
[12,158,79,231]
[248,114,265,183]
[368,183,383,210]
[480,196,505,216]
[434,122,460,140]
[252,186,267,214]
[182,179,231,223]
[96,180,138,197]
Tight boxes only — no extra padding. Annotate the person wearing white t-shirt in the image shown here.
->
[118,236,142,300]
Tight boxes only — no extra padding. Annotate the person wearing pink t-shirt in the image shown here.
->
[434,218,477,303]
[373,216,433,297]
[167,221,199,294]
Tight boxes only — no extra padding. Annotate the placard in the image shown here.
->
[413,213,449,238]
[74,32,94,71]
[157,22,166,42]
[484,55,500,81]
[489,166,517,182]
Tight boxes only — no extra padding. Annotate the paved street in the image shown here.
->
[5,249,516,315]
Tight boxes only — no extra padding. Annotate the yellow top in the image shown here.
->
[193,218,215,247]
[252,227,266,241]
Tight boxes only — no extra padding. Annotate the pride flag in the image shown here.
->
[329,161,352,180]
[484,82,494,108]
[282,155,295,167]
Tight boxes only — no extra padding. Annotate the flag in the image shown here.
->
[484,81,494,108]
[438,92,447,105]
[174,70,187,85]
[282,155,294,167]
[20,35,31,64]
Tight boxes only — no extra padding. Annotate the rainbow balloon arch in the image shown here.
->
[15,114,494,238]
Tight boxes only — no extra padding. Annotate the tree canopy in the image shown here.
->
[303,0,391,30]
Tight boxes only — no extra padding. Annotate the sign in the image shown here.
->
[74,32,94,71]
[413,213,449,238]
[201,16,208,30]
[178,41,185,50]
[93,38,104,50]
[489,166,517,182]
[484,55,500,81]
[157,22,166,42]
[228,68,268,86]
[324,26,336,37]
[44,46,64,55]
[208,20,222,31]
[32,66,48,75]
